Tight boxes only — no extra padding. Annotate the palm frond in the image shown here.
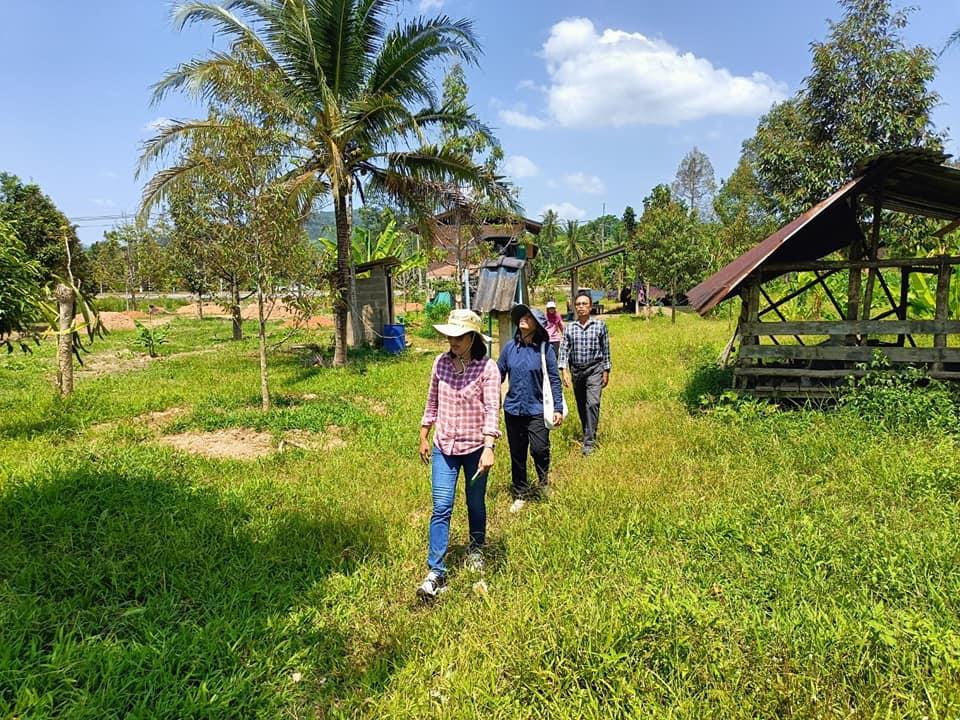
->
[367,16,480,104]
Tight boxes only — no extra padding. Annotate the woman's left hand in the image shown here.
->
[552,412,563,427]
[479,446,494,473]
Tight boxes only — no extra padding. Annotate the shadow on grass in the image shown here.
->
[0,457,394,717]
[680,361,734,412]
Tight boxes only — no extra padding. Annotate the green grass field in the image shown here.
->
[2,311,960,718]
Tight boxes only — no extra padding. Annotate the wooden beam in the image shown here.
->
[898,266,910,347]
[739,345,960,363]
[861,195,883,321]
[758,285,804,345]
[814,270,847,318]
[741,319,960,335]
[762,255,960,274]
[757,270,839,319]
[934,259,951,371]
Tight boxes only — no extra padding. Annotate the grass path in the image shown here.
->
[2,312,960,718]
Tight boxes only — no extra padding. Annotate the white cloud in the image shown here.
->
[498,109,547,130]
[540,18,787,128]
[418,0,444,10]
[99,170,119,180]
[88,197,115,208]
[143,116,172,134]
[504,155,539,179]
[564,172,605,195]
[538,202,586,222]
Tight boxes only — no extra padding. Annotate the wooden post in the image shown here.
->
[861,195,883,325]
[570,268,578,318]
[735,280,760,389]
[846,255,863,348]
[934,258,951,371]
[55,283,75,397]
[897,266,910,347]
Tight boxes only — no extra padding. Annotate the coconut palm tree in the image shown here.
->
[139,0,513,366]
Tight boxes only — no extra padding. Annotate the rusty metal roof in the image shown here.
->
[688,150,960,315]
[473,257,525,313]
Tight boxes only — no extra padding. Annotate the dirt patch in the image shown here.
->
[359,398,389,416]
[279,426,347,452]
[158,428,275,460]
[77,349,155,375]
[283,314,334,330]
[136,407,189,430]
[97,312,137,332]
[175,303,232,317]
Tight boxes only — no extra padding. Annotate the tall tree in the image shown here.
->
[747,0,941,222]
[634,185,709,323]
[0,173,90,289]
[0,219,47,352]
[671,147,716,220]
[141,0,512,367]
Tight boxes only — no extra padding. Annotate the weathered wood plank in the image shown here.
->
[742,320,960,335]
[739,345,960,363]
[762,255,960,274]
[735,367,866,378]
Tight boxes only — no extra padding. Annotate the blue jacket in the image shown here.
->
[497,338,564,418]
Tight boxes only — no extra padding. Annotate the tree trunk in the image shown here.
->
[230,279,242,340]
[671,282,677,324]
[197,290,204,320]
[256,280,270,411]
[333,187,352,367]
[345,193,363,350]
[55,283,75,396]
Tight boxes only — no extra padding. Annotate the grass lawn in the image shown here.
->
[2,311,960,718]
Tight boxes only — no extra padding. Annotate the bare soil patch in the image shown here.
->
[175,303,232,318]
[158,428,275,460]
[280,426,347,452]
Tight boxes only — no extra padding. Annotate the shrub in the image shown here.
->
[839,351,960,435]
[418,301,451,339]
[132,321,169,358]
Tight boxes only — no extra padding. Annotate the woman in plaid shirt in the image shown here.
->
[417,309,501,600]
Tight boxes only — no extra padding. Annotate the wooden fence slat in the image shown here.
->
[741,320,960,335]
[739,345,960,363]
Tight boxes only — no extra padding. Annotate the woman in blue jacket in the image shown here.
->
[497,304,564,512]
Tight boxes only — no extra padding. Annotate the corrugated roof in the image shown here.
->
[688,150,960,316]
[473,257,525,313]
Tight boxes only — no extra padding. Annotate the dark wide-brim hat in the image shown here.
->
[510,303,548,333]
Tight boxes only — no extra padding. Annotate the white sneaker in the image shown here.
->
[509,498,526,514]
[416,571,447,601]
[464,551,484,573]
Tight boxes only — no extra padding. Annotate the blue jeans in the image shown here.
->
[427,446,487,575]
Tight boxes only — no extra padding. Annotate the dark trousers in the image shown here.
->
[571,362,603,447]
[504,412,550,498]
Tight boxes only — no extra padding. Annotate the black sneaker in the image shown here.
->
[416,571,447,601]
[582,444,595,456]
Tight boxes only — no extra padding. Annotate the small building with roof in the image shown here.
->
[687,149,960,400]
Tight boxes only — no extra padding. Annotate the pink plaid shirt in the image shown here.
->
[421,353,501,455]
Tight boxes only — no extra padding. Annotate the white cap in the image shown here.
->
[545,300,557,309]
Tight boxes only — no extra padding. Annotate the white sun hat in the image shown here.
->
[433,309,492,342]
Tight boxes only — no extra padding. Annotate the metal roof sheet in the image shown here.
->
[473,257,525,313]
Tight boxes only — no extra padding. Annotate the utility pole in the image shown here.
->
[600,202,605,251]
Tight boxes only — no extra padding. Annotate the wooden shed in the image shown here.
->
[687,149,960,400]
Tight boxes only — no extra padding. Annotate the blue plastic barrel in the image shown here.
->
[382,323,406,354]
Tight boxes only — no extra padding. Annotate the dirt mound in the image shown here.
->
[175,303,231,317]
[97,312,137,331]
[158,428,275,460]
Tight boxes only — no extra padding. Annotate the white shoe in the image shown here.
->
[416,571,447,601]
[509,498,526,514]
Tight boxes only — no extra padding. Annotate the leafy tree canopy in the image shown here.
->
[746,0,942,222]
[0,172,90,288]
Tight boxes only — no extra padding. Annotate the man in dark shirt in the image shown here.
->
[558,292,611,456]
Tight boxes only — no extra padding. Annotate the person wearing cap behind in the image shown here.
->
[417,309,501,601]
[544,300,564,358]
[497,304,564,513]
[558,291,611,456]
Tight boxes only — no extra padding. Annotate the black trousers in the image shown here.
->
[504,412,550,498]
[571,362,603,448]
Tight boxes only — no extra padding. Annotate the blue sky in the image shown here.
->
[2,1,959,245]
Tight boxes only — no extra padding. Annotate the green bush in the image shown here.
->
[418,301,451,339]
[132,321,169,358]
[839,351,960,435]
